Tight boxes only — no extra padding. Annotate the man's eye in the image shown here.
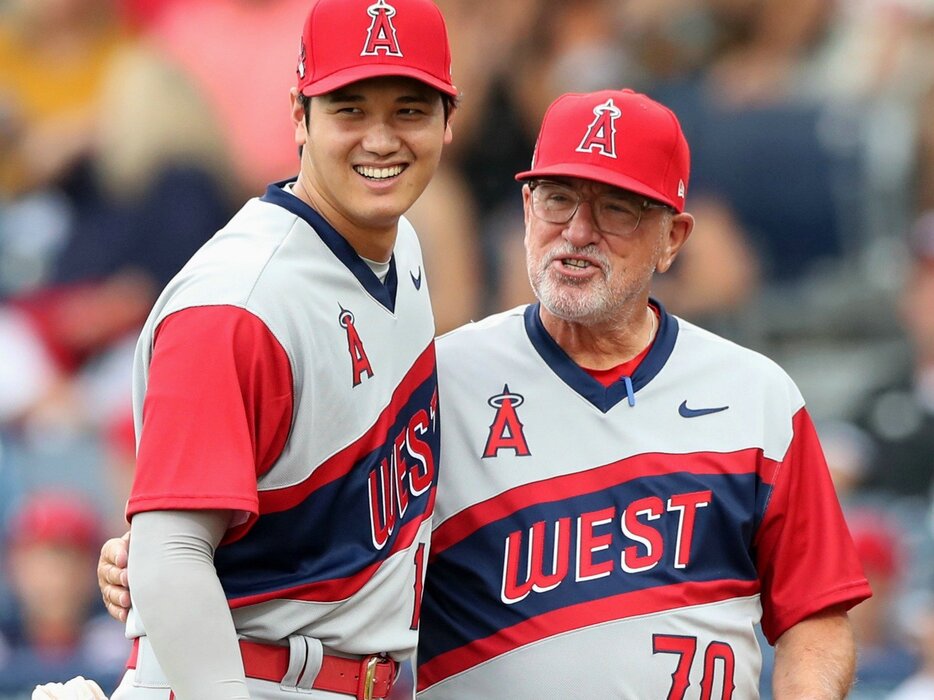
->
[542,189,574,206]
[544,191,573,205]
[603,201,640,216]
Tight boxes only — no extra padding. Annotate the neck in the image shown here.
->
[292,176,396,262]
[539,301,657,370]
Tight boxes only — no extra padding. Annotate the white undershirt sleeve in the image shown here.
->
[129,510,250,700]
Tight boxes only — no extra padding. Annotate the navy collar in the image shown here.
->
[261,179,398,312]
[523,299,678,413]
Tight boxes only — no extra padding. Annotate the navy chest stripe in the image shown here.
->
[226,507,431,608]
[258,342,437,514]
[212,343,439,604]
[422,470,764,673]
[417,578,760,691]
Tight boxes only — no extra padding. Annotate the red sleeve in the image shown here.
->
[755,407,871,644]
[127,305,293,527]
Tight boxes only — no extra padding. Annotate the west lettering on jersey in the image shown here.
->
[361,0,403,57]
[368,387,438,549]
[501,519,570,604]
[501,489,713,604]
[576,98,622,159]
[339,307,374,386]
[483,384,531,458]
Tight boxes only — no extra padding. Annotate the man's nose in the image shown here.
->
[361,122,401,155]
[562,201,600,246]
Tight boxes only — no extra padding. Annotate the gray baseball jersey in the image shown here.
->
[125,181,439,662]
[417,303,869,699]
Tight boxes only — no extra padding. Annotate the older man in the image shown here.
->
[417,89,870,699]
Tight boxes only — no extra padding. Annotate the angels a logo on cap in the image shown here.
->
[576,98,622,159]
[362,0,403,57]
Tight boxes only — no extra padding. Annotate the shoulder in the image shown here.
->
[200,196,301,274]
[156,197,308,312]
[674,316,797,378]
[437,306,528,354]
[671,315,806,411]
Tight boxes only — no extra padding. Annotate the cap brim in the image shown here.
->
[515,163,682,212]
[301,65,458,97]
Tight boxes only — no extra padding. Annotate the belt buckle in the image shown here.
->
[359,655,381,700]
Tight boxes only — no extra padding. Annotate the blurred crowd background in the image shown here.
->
[0,0,933,698]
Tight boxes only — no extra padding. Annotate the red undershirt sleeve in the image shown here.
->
[127,305,293,532]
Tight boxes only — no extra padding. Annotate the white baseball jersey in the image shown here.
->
[126,181,439,661]
[417,302,869,699]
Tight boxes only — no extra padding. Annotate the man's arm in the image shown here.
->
[129,510,249,700]
[771,607,856,699]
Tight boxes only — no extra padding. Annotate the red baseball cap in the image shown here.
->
[516,89,690,212]
[5,492,101,553]
[297,0,457,98]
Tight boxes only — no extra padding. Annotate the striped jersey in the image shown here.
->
[417,302,869,698]
[126,181,439,661]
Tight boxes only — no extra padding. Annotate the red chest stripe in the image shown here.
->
[432,448,778,557]
[416,578,760,691]
[258,343,437,514]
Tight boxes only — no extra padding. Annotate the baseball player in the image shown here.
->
[99,89,870,698]
[86,1,455,699]
[416,89,870,698]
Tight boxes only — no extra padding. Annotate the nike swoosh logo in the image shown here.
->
[678,400,729,418]
[410,267,422,290]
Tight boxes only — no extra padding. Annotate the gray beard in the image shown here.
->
[528,245,615,323]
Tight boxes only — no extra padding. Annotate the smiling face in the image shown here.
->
[291,76,453,260]
[523,177,693,327]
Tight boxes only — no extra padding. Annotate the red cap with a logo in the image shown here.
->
[516,89,690,212]
[297,0,457,98]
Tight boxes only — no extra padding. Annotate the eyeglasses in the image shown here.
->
[528,180,674,236]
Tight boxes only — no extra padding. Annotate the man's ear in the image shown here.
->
[656,212,695,274]
[443,103,456,145]
[521,184,532,228]
[290,88,308,147]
